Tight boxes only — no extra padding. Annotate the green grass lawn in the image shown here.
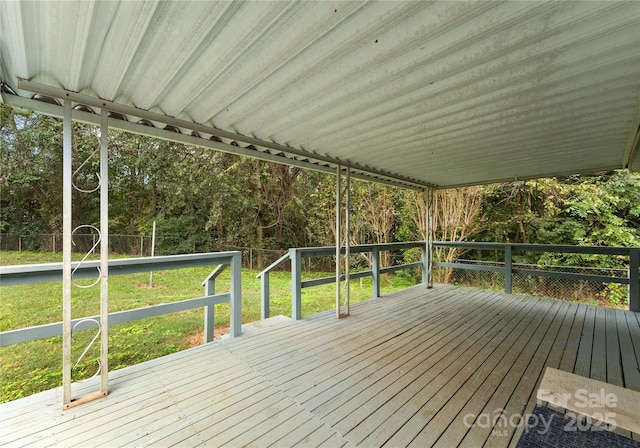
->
[0,251,418,403]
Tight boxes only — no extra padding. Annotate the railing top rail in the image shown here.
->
[454,258,629,272]
[0,251,242,286]
[202,264,227,285]
[433,241,634,256]
[257,252,290,278]
[291,241,425,257]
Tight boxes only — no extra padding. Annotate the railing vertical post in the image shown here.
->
[504,244,512,294]
[421,244,427,285]
[261,272,270,319]
[230,253,242,337]
[291,248,302,320]
[426,188,434,288]
[204,277,215,343]
[372,247,380,298]
[630,248,639,312]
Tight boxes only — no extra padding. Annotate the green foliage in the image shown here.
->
[1,102,638,313]
[478,173,640,249]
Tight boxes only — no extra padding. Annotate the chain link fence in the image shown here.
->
[433,251,630,307]
[0,234,291,271]
[1,233,153,256]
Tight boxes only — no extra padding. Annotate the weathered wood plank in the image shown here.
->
[484,300,582,448]
[591,306,608,383]
[617,311,640,391]
[250,290,456,384]
[308,292,510,422]
[504,301,581,446]
[288,425,348,447]
[399,299,566,448]
[331,294,537,444]
[246,410,319,447]
[433,300,573,448]
[289,292,504,433]
[228,285,449,363]
[3,350,250,445]
[269,289,489,399]
[626,311,640,369]
[2,286,639,448]
[428,298,563,448]
[557,303,587,375]
[574,304,596,378]
[537,367,640,435]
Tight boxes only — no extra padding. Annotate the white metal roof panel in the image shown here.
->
[1,0,639,188]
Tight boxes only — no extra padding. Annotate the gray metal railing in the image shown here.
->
[257,241,640,318]
[0,251,243,347]
[258,241,427,320]
[433,242,639,311]
[257,252,291,320]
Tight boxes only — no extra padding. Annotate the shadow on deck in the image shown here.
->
[2,284,639,447]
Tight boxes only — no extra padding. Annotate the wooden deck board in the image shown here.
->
[432,301,573,448]
[270,290,496,406]
[558,304,587,375]
[480,300,569,448]
[618,311,640,391]
[1,284,638,447]
[453,298,563,448]
[575,304,596,378]
[353,294,545,447]
[310,292,510,426]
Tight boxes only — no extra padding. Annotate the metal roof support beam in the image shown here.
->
[2,91,427,191]
[623,96,640,171]
[14,79,432,190]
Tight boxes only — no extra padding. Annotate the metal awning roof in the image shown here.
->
[1,0,639,189]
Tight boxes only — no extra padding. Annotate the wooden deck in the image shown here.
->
[2,284,639,447]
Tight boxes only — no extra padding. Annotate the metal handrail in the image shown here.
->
[432,241,639,311]
[259,241,428,320]
[256,252,290,320]
[256,252,290,279]
[0,251,243,346]
[0,252,239,286]
[433,241,632,256]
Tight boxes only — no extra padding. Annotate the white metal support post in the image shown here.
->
[62,100,72,406]
[62,104,110,409]
[345,166,351,316]
[335,165,341,319]
[335,165,351,319]
[426,188,434,288]
[99,109,109,395]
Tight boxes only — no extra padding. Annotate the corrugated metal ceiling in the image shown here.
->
[1,0,639,188]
